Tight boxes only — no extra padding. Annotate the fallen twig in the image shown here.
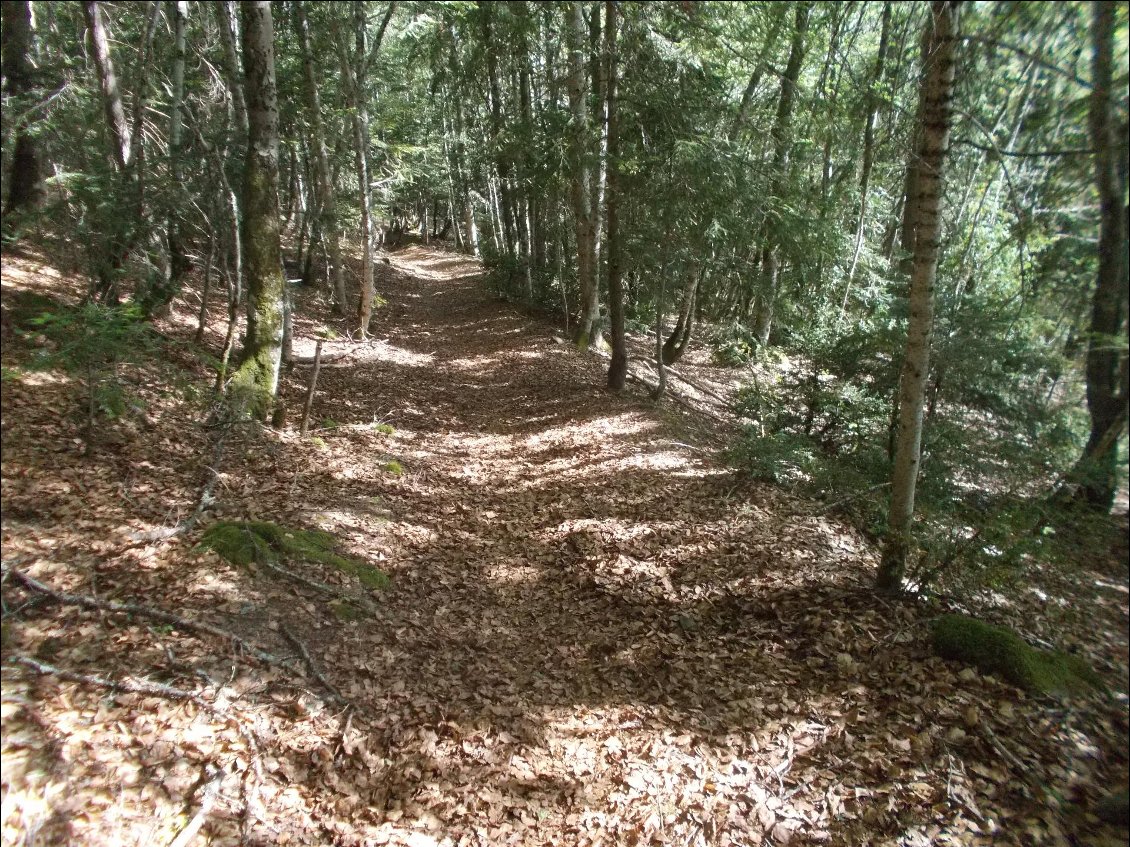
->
[256,557,376,616]
[11,654,201,702]
[5,567,295,673]
[166,764,224,847]
[808,482,892,516]
[299,339,324,436]
[128,425,230,544]
[9,654,266,839]
[280,625,346,706]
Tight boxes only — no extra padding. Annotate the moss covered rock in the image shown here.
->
[198,520,388,590]
[931,614,1103,696]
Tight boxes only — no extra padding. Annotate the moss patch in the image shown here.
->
[382,460,403,476]
[932,614,1103,697]
[198,520,388,590]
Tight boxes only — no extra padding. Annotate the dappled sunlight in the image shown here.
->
[4,242,1126,847]
[366,337,435,367]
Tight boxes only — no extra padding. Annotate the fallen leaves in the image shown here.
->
[2,244,1128,847]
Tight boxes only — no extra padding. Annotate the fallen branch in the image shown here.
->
[625,366,731,425]
[635,357,734,407]
[808,482,892,516]
[167,764,224,847]
[280,625,346,706]
[5,568,295,673]
[11,654,201,702]
[299,339,324,436]
[256,557,376,616]
[128,424,230,544]
[9,655,266,837]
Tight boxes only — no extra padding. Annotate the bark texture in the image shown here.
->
[567,1,600,349]
[2,0,44,215]
[1068,0,1130,511]
[604,1,626,389]
[295,1,347,314]
[877,1,959,593]
[233,1,285,421]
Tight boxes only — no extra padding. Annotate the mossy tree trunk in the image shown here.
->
[232,0,285,422]
[877,1,959,593]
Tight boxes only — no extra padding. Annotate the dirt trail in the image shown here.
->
[273,245,902,843]
[3,244,1125,847]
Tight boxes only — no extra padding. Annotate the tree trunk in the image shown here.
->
[663,270,699,365]
[337,3,376,338]
[162,1,190,302]
[728,6,787,142]
[842,0,892,317]
[1065,1,1130,511]
[215,1,248,138]
[2,0,45,216]
[566,1,600,349]
[751,3,810,348]
[877,0,959,593]
[83,1,131,172]
[232,0,285,422]
[481,2,517,258]
[604,1,626,389]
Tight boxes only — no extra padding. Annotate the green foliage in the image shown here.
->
[27,300,157,424]
[382,460,404,476]
[198,520,389,590]
[709,323,759,367]
[375,423,395,435]
[931,614,1104,696]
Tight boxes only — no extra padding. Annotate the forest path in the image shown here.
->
[272,245,922,844]
[4,243,1123,846]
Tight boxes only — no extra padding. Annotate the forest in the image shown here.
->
[0,1,1127,845]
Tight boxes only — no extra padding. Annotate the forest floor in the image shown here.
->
[1,240,1128,847]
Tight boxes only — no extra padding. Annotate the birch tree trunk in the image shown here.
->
[877,0,959,593]
[294,0,347,314]
[232,0,285,422]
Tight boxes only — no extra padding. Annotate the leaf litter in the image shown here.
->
[1,242,1127,846]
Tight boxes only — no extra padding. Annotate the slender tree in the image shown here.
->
[294,0,347,314]
[751,3,810,348]
[1065,0,1129,511]
[231,0,285,421]
[567,1,600,349]
[877,1,960,593]
[605,0,626,389]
